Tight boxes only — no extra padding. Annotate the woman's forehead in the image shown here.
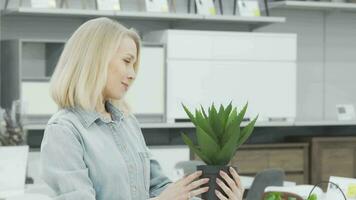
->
[117,37,137,56]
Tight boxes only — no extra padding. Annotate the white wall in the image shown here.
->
[257,9,356,121]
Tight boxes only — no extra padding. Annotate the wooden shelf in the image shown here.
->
[270,1,356,11]
[1,8,285,30]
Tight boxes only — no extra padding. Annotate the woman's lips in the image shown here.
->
[122,82,129,90]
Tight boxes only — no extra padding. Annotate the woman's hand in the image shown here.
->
[215,167,245,200]
[155,170,209,200]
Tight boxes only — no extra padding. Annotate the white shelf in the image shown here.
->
[24,120,356,130]
[1,8,285,30]
[270,1,356,11]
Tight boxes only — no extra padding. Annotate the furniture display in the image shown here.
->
[144,30,297,123]
[192,143,309,185]
[308,137,356,189]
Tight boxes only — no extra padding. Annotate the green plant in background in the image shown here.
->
[181,102,258,165]
[264,192,282,200]
[263,192,318,200]
[307,194,317,200]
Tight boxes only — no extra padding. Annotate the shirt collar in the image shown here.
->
[72,101,124,128]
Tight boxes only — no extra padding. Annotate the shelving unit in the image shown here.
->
[23,120,356,131]
[1,7,286,30]
[270,1,356,11]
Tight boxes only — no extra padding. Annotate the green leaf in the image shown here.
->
[218,104,229,136]
[215,127,240,165]
[222,117,241,145]
[200,105,208,119]
[307,194,317,200]
[195,109,217,141]
[181,132,212,164]
[209,103,223,141]
[223,102,233,125]
[236,103,248,126]
[196,126,220,162]
[264,193,276,200]
[222,103,248,145]
[218,104,225,118]
[225,107,237,130]
[236,116,258,148]
[182,103,196,125]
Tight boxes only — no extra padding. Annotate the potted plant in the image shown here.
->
[0,100,25,146]
[181,102,258,200]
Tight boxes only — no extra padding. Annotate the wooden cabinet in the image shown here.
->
[231,143,309,184]
[309,137,356,186]
[192,143,309,184]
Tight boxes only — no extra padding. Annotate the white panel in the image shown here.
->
[167,60,296,122]
[125,46,165,115]
[324,12,356,120]
[21,82,57,115]
[167,32,212,59]
[212,33,297,61]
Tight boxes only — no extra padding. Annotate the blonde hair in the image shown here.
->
[50,17,141,115]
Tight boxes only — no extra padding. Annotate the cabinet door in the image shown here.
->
[167,32,212,59]
[166,60,296,122]
[21,81,57,115]
[311,138,356,187]
[125,45,165,115]
[320,148,355,181]
[231,150,269,174]
[212,33,297,61]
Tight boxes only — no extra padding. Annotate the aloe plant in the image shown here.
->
[181,102,258,165]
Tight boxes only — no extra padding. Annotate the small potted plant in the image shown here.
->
[181,102,258,200]
[0,100,25,146]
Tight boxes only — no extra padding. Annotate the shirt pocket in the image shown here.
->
[138,151,150,192]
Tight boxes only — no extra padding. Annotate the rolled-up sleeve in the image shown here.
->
[40,123,96,200]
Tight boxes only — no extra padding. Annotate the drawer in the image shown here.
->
[232,150,269,174]
[285,174,305,185]
[269,150,304,171]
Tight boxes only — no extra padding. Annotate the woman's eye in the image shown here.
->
[124,59,130,63]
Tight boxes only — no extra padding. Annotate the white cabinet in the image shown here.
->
[145,30,297,122]
[21,82,57,115]
[166,33,212,59]
[125,44,165,121]
[211,34,297,61]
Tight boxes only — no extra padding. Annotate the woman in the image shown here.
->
[40,17,244,200]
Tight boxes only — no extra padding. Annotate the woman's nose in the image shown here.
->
[127,66,136,80]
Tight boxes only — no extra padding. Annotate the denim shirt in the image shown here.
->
[40,102,172,200]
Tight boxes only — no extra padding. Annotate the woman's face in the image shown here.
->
[103,36,137,101]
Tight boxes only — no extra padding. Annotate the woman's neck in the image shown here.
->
[97,101,112,120]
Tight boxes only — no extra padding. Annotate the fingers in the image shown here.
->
[215,190,228,200]
[219,170,237,192]
[216,178,234,198]
[187,178,209,191]
[180,170,203,186]
[229,167,243,189]
[189,186,209,197]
